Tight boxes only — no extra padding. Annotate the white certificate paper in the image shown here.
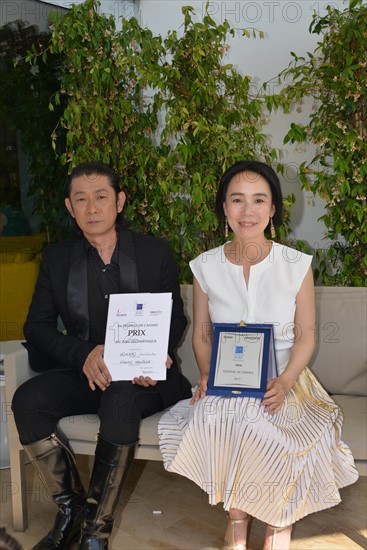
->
[104,293,172,381]
[213,332,264,388]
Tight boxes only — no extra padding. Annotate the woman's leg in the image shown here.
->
[225,508,252,550]
[263,524,292,550]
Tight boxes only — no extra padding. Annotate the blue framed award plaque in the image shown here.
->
[206,322,278,398]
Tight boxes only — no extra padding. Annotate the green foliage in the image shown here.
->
[265,0,367,286]
[140,5,279,281]
[2,1,301,281]
[20,0,286,281]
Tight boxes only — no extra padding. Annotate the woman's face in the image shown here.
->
[223,170,275,242]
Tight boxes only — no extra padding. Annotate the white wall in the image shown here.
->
[0,0,67,31]
[0,0,135,30]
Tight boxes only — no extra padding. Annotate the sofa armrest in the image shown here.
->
[3,346,37,531]
[4,347,37,448]
[4,347,34,387]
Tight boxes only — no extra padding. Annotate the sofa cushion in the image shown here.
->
[59,396,366,461]
[0,261,41,340]
[310,287,367,396]
[332,395,367,460]
[59,411,163,446]
[177,285,198,387]
[0,251,35,263]
[59,414,99,442]
[0,233,45,254]
[0,233,45,340]
[178,285,367,396]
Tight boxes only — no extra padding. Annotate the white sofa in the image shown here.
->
[3,285,366,532]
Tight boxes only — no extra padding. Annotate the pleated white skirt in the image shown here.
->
[158,368,359,527]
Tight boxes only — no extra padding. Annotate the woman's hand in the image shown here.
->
[261,376,291,415]
[83,345,112,391]
[190,374,208,404]
[132,355,173,387]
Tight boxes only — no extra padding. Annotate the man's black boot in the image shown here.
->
[24,428,86,550]
[78,438,136,550]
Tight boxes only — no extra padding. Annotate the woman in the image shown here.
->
[159,160,359,550]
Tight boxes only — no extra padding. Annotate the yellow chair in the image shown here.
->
[0,234,45,341]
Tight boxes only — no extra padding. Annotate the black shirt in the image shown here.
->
[87,240,120,344]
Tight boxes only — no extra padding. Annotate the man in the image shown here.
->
[12,161,191,550]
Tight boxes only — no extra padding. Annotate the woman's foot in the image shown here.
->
[263,524,292,550]
[224,509,251,550]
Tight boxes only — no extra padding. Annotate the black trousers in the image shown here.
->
[12,369,166,446]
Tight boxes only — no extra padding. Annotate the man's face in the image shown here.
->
[65,173,125,241]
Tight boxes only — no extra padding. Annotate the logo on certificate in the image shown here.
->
[135,303,144,315]
[116,309,127,317]
[233,344,245,361]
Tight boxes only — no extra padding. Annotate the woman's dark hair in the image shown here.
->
[214,160,283,233]
[68,161,126,228]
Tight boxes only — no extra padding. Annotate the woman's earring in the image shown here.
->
[224,217,229,239]
[270,217,276,239]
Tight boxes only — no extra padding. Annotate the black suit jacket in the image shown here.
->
[23,229,191,407]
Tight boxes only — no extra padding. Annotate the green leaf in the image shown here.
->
[349,0,361,9]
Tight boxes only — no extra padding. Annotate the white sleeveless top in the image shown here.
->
[189,242,312,372]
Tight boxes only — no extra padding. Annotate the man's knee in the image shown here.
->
[101,396,138,424]
[12,384,33,420]
[12,380,52,426]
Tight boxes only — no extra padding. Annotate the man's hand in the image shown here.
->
[83,345,112,391]
[132,355,173,387]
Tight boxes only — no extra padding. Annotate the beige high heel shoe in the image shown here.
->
[263,524,292,550]
[224,514,252,550]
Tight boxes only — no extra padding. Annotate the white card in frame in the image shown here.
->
[206,322,278,398]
